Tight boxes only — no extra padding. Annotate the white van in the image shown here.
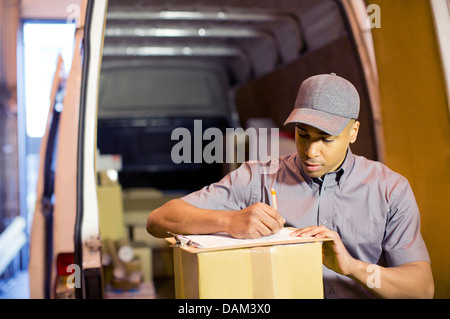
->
[28,0,379,299]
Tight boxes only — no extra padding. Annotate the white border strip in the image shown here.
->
[430,0,450,115]
[81,0,108,270]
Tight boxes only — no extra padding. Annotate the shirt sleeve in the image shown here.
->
[181,161,258,211]
[382,178,431,266]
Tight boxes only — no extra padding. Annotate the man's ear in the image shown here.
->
[349,120,360,144]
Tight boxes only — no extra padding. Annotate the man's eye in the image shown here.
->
[322,138,334,144]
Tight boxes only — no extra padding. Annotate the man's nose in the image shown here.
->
[305,140,321,158]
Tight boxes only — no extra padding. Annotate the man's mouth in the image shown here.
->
[303,161,323,172]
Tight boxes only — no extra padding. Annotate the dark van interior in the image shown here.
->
[97,59,233,190]
[96,0,379,194]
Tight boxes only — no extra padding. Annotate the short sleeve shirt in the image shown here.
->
[181,148,431,298]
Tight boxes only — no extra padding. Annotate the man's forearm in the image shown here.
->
[146,199,228,238]
[348,259,434,299]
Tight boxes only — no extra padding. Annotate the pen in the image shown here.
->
[271,188,278,210]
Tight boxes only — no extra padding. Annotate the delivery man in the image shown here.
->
[147,73,434,299]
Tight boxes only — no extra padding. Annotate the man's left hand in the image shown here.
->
[291,225,356,276]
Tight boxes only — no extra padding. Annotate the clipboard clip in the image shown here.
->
[167,231,200,248]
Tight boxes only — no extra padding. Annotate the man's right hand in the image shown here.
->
[224,202,285,239]
[147,199,284,239]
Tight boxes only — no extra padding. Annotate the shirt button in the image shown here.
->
[322,219,328,225]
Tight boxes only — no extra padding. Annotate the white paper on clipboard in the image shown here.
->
[182,227,314,249]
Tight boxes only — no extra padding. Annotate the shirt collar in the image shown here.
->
[335,147,355,188]
[297,147,355,189]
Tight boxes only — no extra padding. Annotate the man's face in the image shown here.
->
[295,120,359,178]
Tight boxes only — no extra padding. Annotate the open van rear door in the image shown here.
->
[29,40,84,298]
[73,0,108,299]
[29,0,107,299]
[28,55,67,299]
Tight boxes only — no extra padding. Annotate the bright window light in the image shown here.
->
[23,22,76,138]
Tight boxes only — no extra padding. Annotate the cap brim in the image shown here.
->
[284,108,350,136]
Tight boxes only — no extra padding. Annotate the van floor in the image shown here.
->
[0,270,174,299]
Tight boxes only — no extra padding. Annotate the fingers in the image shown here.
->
[256,203,285,234]
[240,203,285,238]
[290,225,347,256]
[290,225,338,240]
[290,226,317,237]
[257,202,285,227]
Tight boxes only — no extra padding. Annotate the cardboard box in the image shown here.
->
[121,188,183,279]
[172,242,324,299]
[132,242,153,282]
[97,184,126,241]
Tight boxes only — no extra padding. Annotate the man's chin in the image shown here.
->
[305,171,325,179]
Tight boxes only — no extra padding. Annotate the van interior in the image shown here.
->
[93,0,379,298]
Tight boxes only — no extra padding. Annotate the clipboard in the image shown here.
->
[165,227,333,253]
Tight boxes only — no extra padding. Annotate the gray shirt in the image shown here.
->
[181,148,431,298]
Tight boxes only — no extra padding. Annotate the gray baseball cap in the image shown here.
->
[284,73,360,136]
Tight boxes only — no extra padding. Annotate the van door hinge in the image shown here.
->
[85,236,102,252]
[41,197,54,217]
